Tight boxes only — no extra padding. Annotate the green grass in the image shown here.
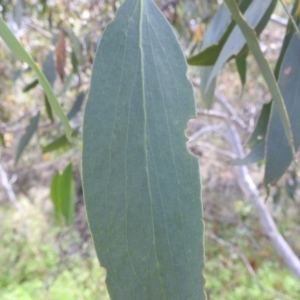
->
[0,198,109,300]
[0,195,299,299]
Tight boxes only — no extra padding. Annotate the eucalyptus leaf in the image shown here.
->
[82,0,205,299]
[0,16,72,141]
[232,140,264,166]
[50,163,74,225]
[41,134,70,154]
[224,0,294,167]
[199,66,216,109]
[15,111,40,164]
[22,78,38,92]
[236,48,248,88]
[67,91,85,121]
[42,50,56,87]
[207,0,273,88]
[265,33,300,184]
[232,102,271,166]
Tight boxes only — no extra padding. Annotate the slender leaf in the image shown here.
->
[15,111,40,164]
[248,101,272,147]
[224,0,295,164]
[50,163,74,225]
[232,140,264,165]
[0,16,72,141]
[274,0,300,79]
[44,94,54,123]
[82,0,205,299]
[187,1,250,66]
[71,49,78,73]
[57,73,74,96]
[207,0,274,88]
[55,29,66,81]
[232,102,271,166]
[60,164,74,224]
[41,134,70,153]
[50,171,62,224]
[65,25,83,65]
[265,33,300,184]
[22,78,38,92]
[42,50,56,87]
[0,133,5,147]
[67,91,85,121]
[236,48,248,88]
[199,66,216,109]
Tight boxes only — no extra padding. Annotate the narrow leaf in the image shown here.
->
[65,25,83,65]
[15,111,40,164]
[265,33,300,184]
[42,50,56,87]
[199,66,216,109]
[22,78,38,92]
[207,0,274,88]
[247,101,271,147]
[44,94,54,123]
[232,140,264,165]
[224,0,295,166]
[236,48,248,88]
[82,0,205,299]
[0,16,72,141]
[55,30,66,81]
[41,134,70,154]
[187,1,250,66]
[50,171,62,224]
[60,164,74,224]
[232,102,271,166]
[274,0,300,79]
[67,91,85,121]
[0,133,5,147]
[50,164,74,225]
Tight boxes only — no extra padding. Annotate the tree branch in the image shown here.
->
[215,92,300,281]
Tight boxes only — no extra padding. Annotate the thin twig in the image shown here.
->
[216,92,300,281]
[271,14,288,27]
[197,109,250,132]
[187,123,224,144]
[192,141,236,159]
[206,230,294,300]
[0,163,23,213]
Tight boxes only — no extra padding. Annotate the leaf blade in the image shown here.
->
[224,0,295,169]
[265,33,300,184]
[82,0,205,299]
[15,111,40,164]
[0,16,72,141]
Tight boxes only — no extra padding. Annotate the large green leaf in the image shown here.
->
[224,0,294,165]
[264,32,300,184]
[0,16,72,141]
[82,0,205,299]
